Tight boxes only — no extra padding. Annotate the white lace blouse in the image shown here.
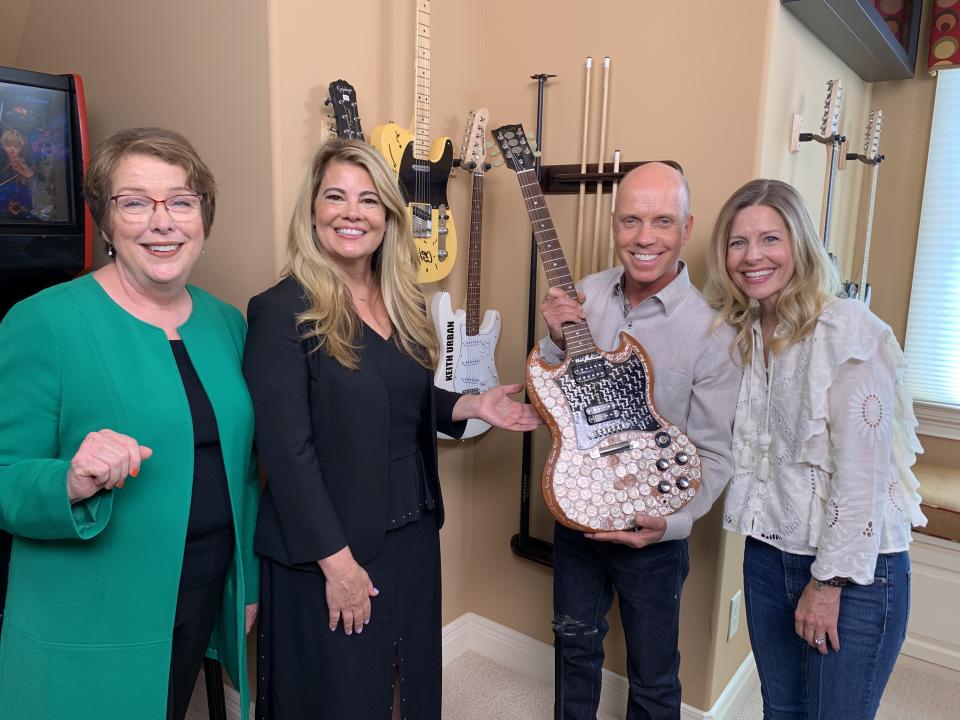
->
[722,299,926,584]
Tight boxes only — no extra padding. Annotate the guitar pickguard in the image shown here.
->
[555,353,661,449]
[527,336,703,532]
[431,292,500,440]
[370,123,458,282]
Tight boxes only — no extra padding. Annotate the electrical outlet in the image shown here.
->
[727,590,742,641]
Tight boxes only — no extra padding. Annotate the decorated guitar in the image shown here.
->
[324,79,365,140]
[370,0,457,283]
[493,123,702,532]
[431,109,500,440]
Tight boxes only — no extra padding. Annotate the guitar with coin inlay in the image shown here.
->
[493,122,702,533]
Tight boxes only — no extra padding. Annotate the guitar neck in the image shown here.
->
[413,0,432,160]
[516,168,597,356]
[820,140,839,251]
[466,170,484,336]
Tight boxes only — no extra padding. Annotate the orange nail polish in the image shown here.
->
[117,479,125,489]
[130,467,139,478]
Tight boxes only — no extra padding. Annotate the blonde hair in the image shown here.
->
[285,139,437,370]
[705,179,840,364]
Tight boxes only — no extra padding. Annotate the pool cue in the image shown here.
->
[589,56,611,274]
[605,149,621,268]
[573,57,592,280]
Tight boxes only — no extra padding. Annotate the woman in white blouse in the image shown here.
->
[706,179,925,719]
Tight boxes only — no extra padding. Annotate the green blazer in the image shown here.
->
[0,274,259,719]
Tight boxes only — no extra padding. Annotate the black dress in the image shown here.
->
[167,340,236,720]
[256,325,444,720]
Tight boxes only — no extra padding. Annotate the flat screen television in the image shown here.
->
[0,66,91,317]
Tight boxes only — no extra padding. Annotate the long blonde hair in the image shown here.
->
[285,139,437,369]
[705,179,840,364]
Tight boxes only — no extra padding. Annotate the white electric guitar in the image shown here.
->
[431,108,500,440]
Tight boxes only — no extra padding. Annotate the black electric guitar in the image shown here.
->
[324,79,365,140]
[493,123,702,532]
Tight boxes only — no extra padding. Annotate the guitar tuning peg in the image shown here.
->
[323,97,331,106]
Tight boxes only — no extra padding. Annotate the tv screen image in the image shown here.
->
[0,81,72,225]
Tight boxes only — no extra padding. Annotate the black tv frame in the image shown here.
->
[782,0,925,81]
[0,65,92,319]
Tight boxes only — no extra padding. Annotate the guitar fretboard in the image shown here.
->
[466,171,484,336]
[414,0,432,161]
[516,168,597,357]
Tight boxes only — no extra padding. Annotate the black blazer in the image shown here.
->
[243,276,464,568]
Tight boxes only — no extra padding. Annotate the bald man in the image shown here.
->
[539,163,741,720]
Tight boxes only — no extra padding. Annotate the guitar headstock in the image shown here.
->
[460,107,489,171]
[491,124,537,173]
[861,111,875,155]
[819,79,843,138]
[325,79,365,141]
[867,110,883,159]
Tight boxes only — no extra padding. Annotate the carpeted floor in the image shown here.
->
[187,648,960,719]
[443,650,960,720]
[733,654,960,719]
[442,650,618,720]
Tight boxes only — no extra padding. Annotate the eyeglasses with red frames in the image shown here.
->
[110,193,204,217]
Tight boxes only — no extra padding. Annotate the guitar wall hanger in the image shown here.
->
[537,160,684,195]
[845,151,885,166]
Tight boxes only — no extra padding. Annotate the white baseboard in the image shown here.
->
[905,533,960,671]
[442,612,759,720]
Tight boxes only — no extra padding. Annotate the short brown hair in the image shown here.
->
[83,127,217,243]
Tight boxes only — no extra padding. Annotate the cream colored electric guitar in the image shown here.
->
[371,0,457,283]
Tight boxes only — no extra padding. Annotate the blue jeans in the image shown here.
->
[553,522,689,720]
[743,537,910,720]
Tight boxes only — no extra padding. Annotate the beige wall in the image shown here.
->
[0,0,32,67]
[14,0,277,312]
[758,8,872,280]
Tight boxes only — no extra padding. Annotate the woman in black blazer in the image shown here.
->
[243,139,538,720]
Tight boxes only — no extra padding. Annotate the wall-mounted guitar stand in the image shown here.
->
[511,72,557,570]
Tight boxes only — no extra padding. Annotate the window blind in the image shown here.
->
[904,69,960,411]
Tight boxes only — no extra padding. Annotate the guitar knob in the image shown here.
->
[656,459,670,472]
[677,477,690,490]
[675,452,689,465]
[657,480,672,494]
[655,432,671,448]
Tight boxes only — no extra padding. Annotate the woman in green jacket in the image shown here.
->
[0,127,259,720]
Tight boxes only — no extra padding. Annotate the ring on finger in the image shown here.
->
[814,636,825,646]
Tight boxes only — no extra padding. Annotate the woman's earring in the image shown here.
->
[105,242,115,257]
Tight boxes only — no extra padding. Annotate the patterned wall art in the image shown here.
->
[928,0,960,72]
